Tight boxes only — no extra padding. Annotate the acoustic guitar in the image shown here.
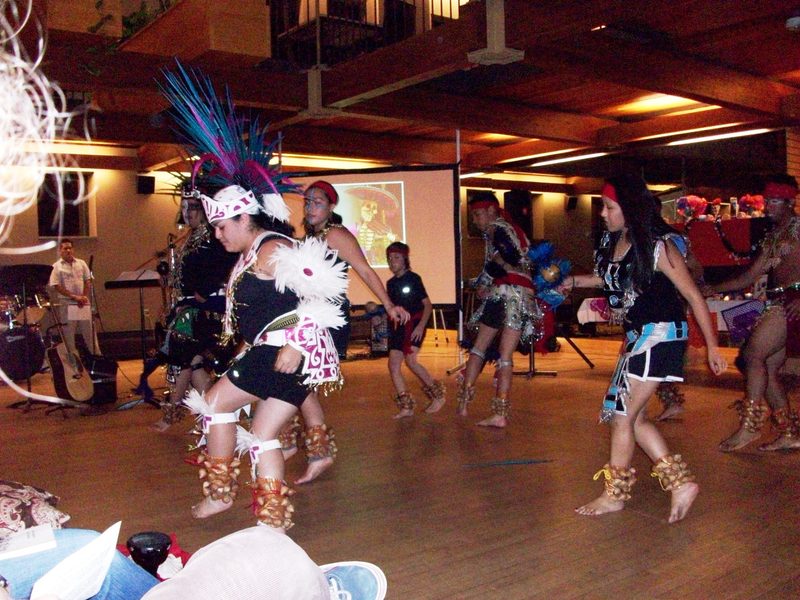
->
[46,306,94,403]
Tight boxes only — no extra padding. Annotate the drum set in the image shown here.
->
[0,264,53,382]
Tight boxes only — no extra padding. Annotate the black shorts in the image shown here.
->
[388,315,426,353]
[226,345,309,406]
[626,339,686,382]
[330,299,351,359]
[478,297,505,330]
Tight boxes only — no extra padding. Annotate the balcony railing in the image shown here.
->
[270,0,471,69]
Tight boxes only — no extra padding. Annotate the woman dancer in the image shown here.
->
[160,64,347,530]
[563,174,726,523]
[282,180,412,484]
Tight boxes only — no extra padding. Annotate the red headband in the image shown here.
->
[601,182,618,203]
[307,180,339,205]
[763,182,798,200]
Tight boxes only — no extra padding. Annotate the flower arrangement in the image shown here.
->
[738,194,764,216]
[675,194,708,220]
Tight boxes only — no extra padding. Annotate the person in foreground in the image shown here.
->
[384,241,445,417]
[562,174,727,523]
[710,174,800,452]
[458,191,541,428]
[0,528,158,600]
[0,526,386,600]
[141,525,387,600]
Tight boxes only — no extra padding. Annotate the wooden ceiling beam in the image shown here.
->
[279,125,484,165]
[545,37,798,117]
[460,177,574,195]
[351,89,613,144]
[462,140,579,171]
[138,144,190,172]
[594,108,779,148]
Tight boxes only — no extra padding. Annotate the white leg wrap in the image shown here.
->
[183,389,240,445]
[470,347,486,360]
[496,359,513,369]
[235,425,282,479]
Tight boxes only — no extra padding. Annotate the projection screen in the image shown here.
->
[284,165,460,307]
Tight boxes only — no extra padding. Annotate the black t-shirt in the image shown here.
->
[181,227,238,299]
[387,271,428,314]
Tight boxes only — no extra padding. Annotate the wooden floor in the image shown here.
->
[3,334,800,599]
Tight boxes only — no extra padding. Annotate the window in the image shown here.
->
[37,172,91,238]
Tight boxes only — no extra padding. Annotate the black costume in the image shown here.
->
[386,270,428,353]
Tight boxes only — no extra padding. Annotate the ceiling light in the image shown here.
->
[530,152,609,167]
[635,122,743,142]
[666,128,772,146]
[460,172,485,179]
[499,148,579,164]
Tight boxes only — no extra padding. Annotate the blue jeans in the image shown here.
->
[0,529,158,600]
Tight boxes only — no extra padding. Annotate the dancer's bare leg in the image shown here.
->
[457,325,496,417]
[389,349,413,419]
[654,382,686,421]
[576,379,660,516]
[720,309,785,451]
[192,376,259,518]
[477,327,520,428]
[631,398,699,523]
[295,392,334,484]
[758,314,800,450]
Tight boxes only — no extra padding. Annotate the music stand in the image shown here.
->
[1,264,54,411]
[105,269,161,409]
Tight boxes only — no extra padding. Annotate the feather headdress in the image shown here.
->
[158,60,296,222]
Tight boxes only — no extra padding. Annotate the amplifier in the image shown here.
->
[84,354,119,405]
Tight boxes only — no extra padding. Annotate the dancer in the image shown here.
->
[564,174,726,523]
[138,184,237,431]
[457,190,541,428]
[160,64,347,530]
[711,174,800,452]
[384,241,445,418]
[280,180,409,484]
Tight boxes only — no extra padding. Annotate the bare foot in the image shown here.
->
[718,426,762,452]
[476,414,507,428]
[393,408,414,419]
[668,482,699,523]
[295,456,333,485]
[655,404,684,422]
[424,396,445,414]
[282,446,298,461]
[575,494,624,516]
[149,419,170,432]
[758,435,800,452]
[191,497,233,519]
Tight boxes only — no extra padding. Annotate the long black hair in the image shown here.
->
[604,173,680,291]
[237,211,295,238]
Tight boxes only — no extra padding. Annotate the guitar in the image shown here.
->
[46,306,94,403]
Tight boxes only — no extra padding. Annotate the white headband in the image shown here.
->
[200,185,289,224]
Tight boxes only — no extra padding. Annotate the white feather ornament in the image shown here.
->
[297,297,346,330]
[183,389,212,417]
[235,425,260,458]
[270,237,348,300]
[260,193,291,223]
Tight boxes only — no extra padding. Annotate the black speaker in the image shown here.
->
[136,175,155,195]
[84,355,119,405]
[565,195,578,211]
[503,189,533,241]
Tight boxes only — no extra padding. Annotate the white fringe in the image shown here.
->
[270,237,348,300]
[234,425,262,459]
[297,297,346,330]
[183,389,212,417]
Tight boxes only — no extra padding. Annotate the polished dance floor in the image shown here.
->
[2,335,799,599]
